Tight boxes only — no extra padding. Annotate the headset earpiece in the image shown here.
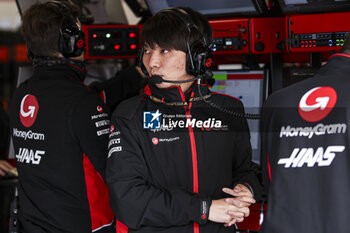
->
[164,8,212,77]
[186,40,213,76]
[27,47,34,60]
[138,48,149,76]
[59,25,85,57]
[49,0,86,58]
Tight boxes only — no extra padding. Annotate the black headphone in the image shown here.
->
[47,0,85,58]
[138,8,213,77]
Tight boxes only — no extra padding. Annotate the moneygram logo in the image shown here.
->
[152,137,159,145]
[20,94,39,128]
[280,123,347,139]
[97,105,103,113]
[298,87,337,123]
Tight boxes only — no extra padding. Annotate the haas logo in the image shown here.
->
[110,125,115,133]
[298,87,337,123]
[76,39,84,48]
[20,94,39,127]
[205,58,212,68]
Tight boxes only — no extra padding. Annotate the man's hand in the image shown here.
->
[208,198,250,225]
[221,184,256,227]
[0,160,14,176]
[223,184,256,208]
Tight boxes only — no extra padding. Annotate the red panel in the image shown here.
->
[82,24,142,60]
[287,12,350,53]
[14,44,30,63]
[0,46,9,62]
[236,203,267,232]
[213,51,334,65]
[209,18,250,55]
[5,158,16,167]
[227,73,263,80]
[250,17,286,54]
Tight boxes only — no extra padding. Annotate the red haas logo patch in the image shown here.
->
[298,87,337,122]
[20,94,39,127]
[205,58,212,68]
[76,39,84,48]
[110,125,115,133]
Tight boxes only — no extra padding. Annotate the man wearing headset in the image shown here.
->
[0,101,13,176]
[107,7,263,233]
[9,1,114,232]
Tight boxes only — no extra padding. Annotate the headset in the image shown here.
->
[51,0,85,57]
[138,8,213,78]
[29,0,85,59]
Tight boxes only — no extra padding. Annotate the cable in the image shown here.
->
[9,186,20,233]
[197,73,261,120]
[259,200,265,226]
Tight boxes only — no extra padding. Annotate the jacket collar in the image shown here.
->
[32,56,87,82]
[329,53,350,60]
[145,81,211,105]
[327,53,350,67]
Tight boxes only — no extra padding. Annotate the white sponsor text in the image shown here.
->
[278,145,345,168]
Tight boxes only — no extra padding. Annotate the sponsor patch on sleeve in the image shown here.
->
[97,128,110,136]
[108,146,122,158]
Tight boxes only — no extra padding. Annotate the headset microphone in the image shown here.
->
[150,75,199,84]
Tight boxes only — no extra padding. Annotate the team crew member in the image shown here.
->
[0,102,13,175]
[89,65,147,112]
[260,35,350,232]
[9,1,114,232]
[0,160,14,176]
[107,7,263,233]
[0,101,10,167]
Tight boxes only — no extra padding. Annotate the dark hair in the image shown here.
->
[140,7,213,52]
[20,0,80,57]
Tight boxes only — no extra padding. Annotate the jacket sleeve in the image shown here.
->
[231,101,264,201]
[89,67,147,112]
[71,93,110,180]
[0,101,9,159]
[106,112,209,229]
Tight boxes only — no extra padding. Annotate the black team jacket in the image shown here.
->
[107,82,263,233]
[260,54,350,233]
[9,61,114,233]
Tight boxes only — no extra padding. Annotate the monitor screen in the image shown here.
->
[283,66,319,88]
[210,70,265,164]
[145,0,264,17]
[277,0,350,14]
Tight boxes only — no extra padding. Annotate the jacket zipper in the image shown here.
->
[178,88,199,233]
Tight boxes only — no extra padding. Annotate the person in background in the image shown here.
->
[260,33,350,233]
[9,1,114,232]
[107,7,263,233]
[0,160,13,176]
[89,64,147,112]
[0,100,13,176]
